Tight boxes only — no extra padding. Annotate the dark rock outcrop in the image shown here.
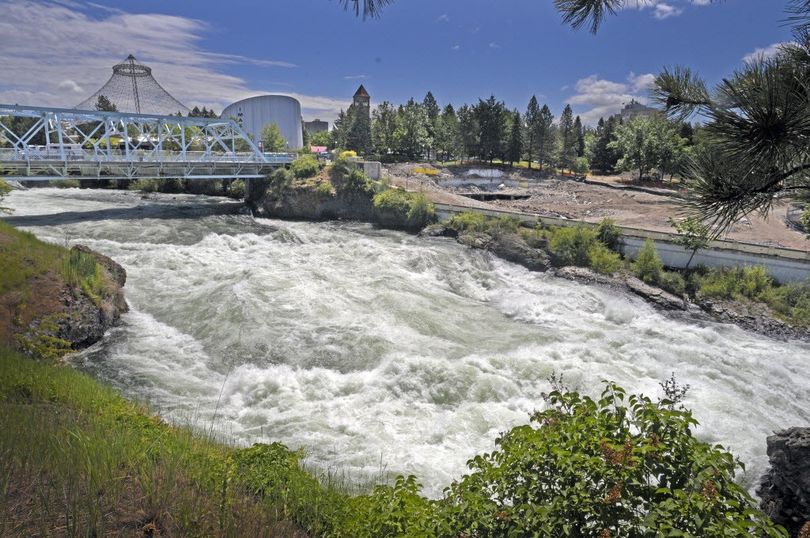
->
[59,245,128,349]
[456,232,550,272]
[487,233,551,272]
[554,266,689,311]
[254,187,375,222]
[419,223,458,238]
[759,428,810,537]
[697,298,806,342]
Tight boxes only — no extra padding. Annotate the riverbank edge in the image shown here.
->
[249,184,809,343]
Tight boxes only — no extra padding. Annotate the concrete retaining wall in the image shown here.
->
[434,202,810,283]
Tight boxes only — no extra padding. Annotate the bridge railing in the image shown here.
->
[0,147,292,164]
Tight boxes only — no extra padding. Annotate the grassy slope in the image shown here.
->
[0,346,352,537]
[0,222,351,537]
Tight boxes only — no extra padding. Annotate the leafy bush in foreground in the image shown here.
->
[436,382,786,538]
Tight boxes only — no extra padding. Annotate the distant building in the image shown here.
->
[353,85,371,124]
[618,99,658,121]
[220,95,303,150]
[304,119,329,133]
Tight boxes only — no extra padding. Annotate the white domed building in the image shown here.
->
[220,95,303,150]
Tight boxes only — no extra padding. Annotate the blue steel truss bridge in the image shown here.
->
[0,104,293,182]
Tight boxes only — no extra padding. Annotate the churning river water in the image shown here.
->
[5,188,809,497]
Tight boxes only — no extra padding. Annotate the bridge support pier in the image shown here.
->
[245,177,270,204]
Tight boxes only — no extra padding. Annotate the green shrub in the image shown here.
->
[316,181,334,197]
[50,178,80,188]
[801,206,810,233]
[660,270,687,296]
[129,178,159,192]
[574,156,590,174]
[437,382,785,537]
[291,155,321,179]
[372,189,436,229]
[634,238,663,284]
[227,179,246,199]
[344,476,443,537]
[697,266,773,301]
[587,243,622,274]
[596,218,622,251]
[489,215,520,236]
[764,280,810,327]
[446,212,488,233]
[548,225,598,267]
[340,168,375,195]
[405,192,436,228]
[268,167,293,197]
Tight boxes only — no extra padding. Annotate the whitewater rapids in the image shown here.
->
[5,188,808,497]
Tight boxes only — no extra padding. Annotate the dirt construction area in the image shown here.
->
[385,163,809,251]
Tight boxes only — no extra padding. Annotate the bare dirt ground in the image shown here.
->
[385,164,809,251]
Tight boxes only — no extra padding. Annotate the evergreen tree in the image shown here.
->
[346,107,372,155]
[591,116,619,174]
[372,101,398,157]
[524,96,540,169]
[302,123,311,148]
[506,109,523,167]
[394,98,430,160]
[422,91,440,159]
[435,104,461,162]
[475,95,506,163]
[457,104,479,163]
[94,95,117,112]
[536,104,555,169]
[557,104,577,171]
[331,110,349,149]
[678,121,694,145]
[574,115,586,157]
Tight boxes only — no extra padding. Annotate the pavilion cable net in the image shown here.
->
[76,55,189,115]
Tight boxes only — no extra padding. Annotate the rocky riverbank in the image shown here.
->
[253,172,809,342]
[0,220,128,359]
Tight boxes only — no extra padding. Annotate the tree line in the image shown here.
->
[326,91,697,180]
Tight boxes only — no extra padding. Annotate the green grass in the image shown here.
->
[0,221,67,297]
[0,345,355,537]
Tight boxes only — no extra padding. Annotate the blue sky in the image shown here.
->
[0,0,795,125]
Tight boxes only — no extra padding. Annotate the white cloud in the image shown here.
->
[620,0,689,20]
[57,79,85,93]
[743,42,786,63]
[691,0,711,5]
[489,42,500,49]
[451,44,461,51]
[653,3,683,19]
[627,72,656,92]
[566,73,656,125]
[0,0,348,121]
[437,13,449,22]
[343,74,369,80]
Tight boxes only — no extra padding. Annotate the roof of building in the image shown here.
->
[354,85,370,98]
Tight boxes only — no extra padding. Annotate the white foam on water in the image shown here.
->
[5,188,809,497]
